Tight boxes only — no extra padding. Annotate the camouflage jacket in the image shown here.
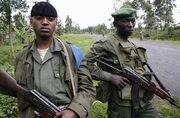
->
[84,34,153,107]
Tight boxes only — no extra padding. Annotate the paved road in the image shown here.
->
[132,39,180,97]
[89,35,180,97]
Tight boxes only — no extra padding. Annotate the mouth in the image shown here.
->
[127,29,134,32]
[40,28,50,32]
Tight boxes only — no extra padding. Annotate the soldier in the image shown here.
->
[84,6,159,118]
[14,2,95,118]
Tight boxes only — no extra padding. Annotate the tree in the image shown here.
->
[65,15,73,33]
[56,17,64,35]
[72,23,81,34]
[0,0,29,59]
[13,12,27,30]
[153,0,175,30]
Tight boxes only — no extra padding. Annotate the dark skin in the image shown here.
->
[0,70,29,97]
[30,16,56,49]
[115,17,136,40]
[30,16,78,118]
[110,17,136,89]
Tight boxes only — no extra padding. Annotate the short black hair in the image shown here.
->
[31,2,57,17]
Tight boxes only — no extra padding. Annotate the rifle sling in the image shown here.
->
[58,39,76,97]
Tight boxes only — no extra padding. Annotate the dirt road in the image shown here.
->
[89,35,180,97]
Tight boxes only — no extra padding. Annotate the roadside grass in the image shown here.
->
[130,37,180,45]
[149,40,180,45]
[58,34,95,54]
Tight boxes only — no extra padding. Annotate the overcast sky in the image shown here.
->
[27,0,116,28]
[27,0,180,28]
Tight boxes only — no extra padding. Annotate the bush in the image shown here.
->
[133,28,180,41]
[91,101,107,118]
[0,94,18,118]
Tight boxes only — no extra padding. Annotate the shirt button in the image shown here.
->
[56,73,60,78]
[114,59,119,64]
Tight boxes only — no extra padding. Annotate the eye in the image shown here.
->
[34,16,43,20]
[129,18,135,23]
[48,17,56,22]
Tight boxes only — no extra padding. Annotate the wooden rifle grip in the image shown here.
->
[41,112,51,118]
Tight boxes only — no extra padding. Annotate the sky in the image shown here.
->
[26,0,180,29]
[27,0,116,29]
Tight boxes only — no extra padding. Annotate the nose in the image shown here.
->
[42,17,49,25]
[128,21,133,27]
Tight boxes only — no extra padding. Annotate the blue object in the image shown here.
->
[69,44,83,69]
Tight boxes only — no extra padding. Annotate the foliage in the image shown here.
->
[55,17,64,35]
[13,12,27,30]
[64,15,81,34]
[0,0,29,34]
[13,22,33,44]
[0,0,29,59]
[82,24,109,36]
[154,96,180,118]
[119,0,175,31]
[0,94,18,118]
[65,15,73,33]
[91,101,107,118]
[133,28,180,41]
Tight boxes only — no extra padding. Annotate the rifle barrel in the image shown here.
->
[30,90,60,113]
[93,57,180,109]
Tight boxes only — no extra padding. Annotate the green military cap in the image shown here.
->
[111,6,136,18]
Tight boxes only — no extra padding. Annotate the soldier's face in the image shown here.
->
[115,17,136,37]
[30,16,57,39]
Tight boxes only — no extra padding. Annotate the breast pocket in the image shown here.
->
[122,47,138,67]
[52,57,65,80]
[15,60,30,86]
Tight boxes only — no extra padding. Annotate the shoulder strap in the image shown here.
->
[58,39,76,97]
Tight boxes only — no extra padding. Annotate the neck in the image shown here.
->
[116,32,128,42]
[36,37,53,49]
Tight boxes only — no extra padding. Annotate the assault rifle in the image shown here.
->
[0,70,64,118]
[91,56,180,109]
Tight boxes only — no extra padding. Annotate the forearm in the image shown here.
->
[84,54,112,81]
[68,64,95,118]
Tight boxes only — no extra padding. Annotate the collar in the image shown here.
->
[29,38,63,53]
[112,34,133,48]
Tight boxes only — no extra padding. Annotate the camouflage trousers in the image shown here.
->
[108,102,159,118]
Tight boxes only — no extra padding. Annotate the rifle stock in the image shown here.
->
[92,57,180,109]
[0,70,64,117]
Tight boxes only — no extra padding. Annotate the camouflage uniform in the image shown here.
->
[84,34,159,118]
[15,38,95,118]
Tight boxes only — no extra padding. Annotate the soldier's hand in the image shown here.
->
[54,109,78,118]
[110,74,129,89]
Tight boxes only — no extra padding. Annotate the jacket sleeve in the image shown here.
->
[83,41,112,82]
[68,60,96,118]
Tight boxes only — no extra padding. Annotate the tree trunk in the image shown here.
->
[8,22,15,60]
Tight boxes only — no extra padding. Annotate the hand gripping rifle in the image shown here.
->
[90,56,180,109]
[0,70,64,118]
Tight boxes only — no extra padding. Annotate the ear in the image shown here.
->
[29,18,33,27]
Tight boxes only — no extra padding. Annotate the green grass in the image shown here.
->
[58,34,95,54]
[147,39,180,45]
